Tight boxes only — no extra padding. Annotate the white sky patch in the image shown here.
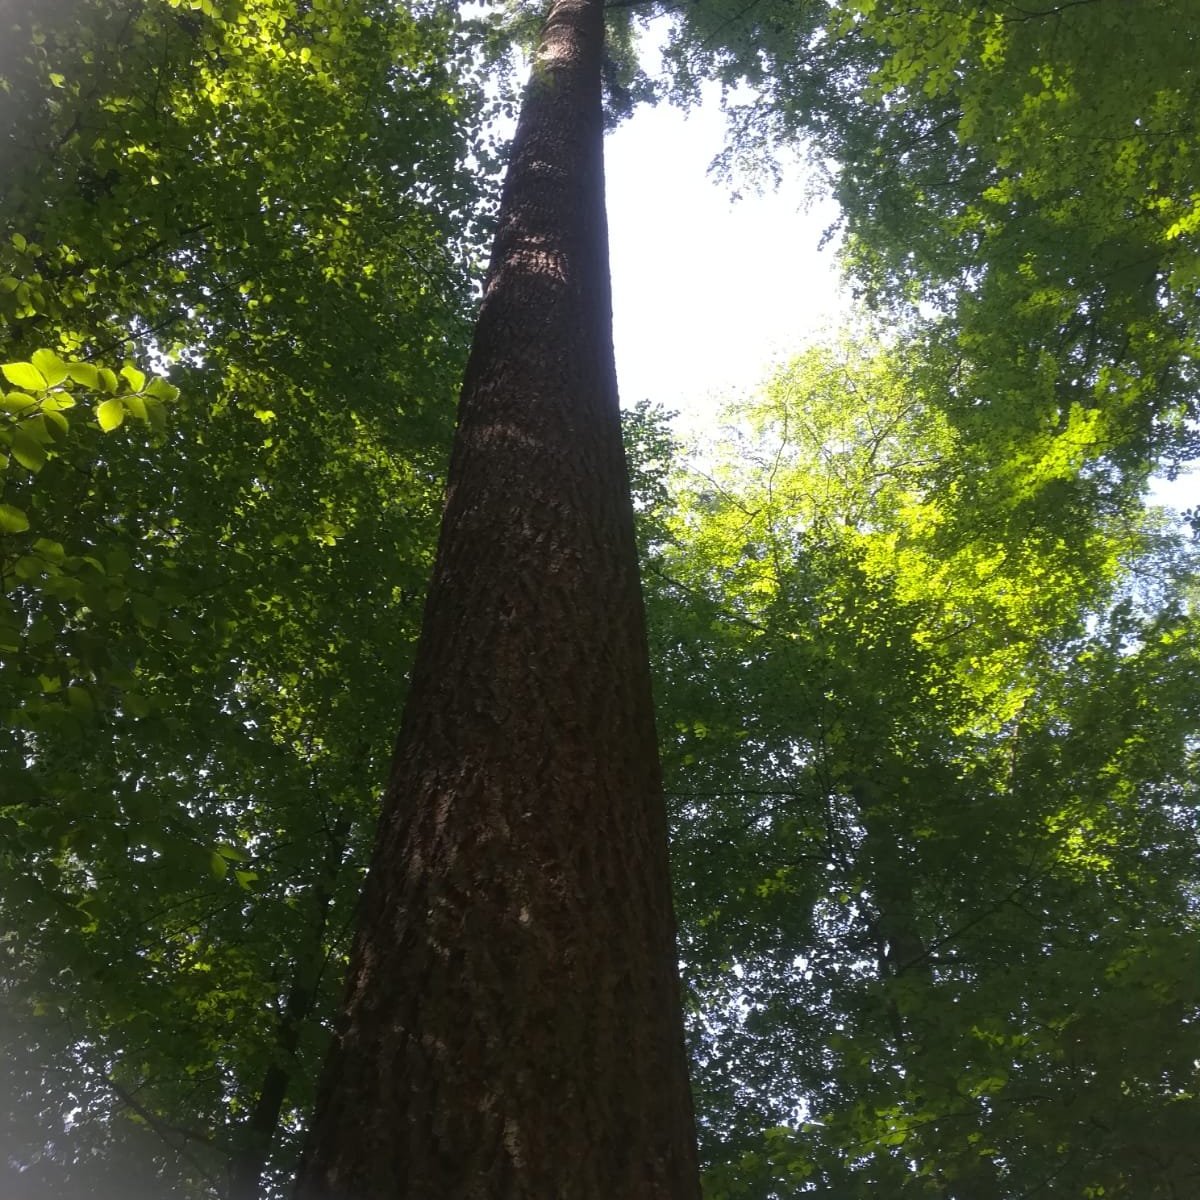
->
[1153,467,1199,514]
[605,86,847,431]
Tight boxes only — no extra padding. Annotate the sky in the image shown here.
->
[605,89,846,429]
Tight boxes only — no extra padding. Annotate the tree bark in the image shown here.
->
[293,0,701,1194]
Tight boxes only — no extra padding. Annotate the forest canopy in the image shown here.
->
[2,0,1197,1197]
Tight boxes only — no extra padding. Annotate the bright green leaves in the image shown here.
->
[0,350,180,658]
[845,1,1200,475]
[119,364,146,392]
[32,349,69,387]
[95,397,124,431]
[665,335,1140,738]
[65,361,100,389]
[2,361,47,391]
[0,353,176,463]
[649,331,1200,1198]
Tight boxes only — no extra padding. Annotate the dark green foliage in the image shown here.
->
[1,0,491,1192]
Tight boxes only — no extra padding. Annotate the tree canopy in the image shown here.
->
[2,0,1198,1197]
[645,339,1200,1197]
[666,0,1200,485]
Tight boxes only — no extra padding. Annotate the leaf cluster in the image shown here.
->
[661,0,1200,483]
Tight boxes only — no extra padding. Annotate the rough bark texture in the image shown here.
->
[293,0,701,1195]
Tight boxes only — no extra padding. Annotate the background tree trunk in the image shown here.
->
[293,0,701,1194]
[230,818,349,1200]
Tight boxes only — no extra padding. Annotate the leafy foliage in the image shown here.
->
[3,0,1198,1197]
[1,0,492,1192]
[663,0,1200,482]
[644,338,1200,1198]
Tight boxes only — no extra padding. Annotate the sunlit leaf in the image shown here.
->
[145,377,180,404]
[67,362,101,389]
[2,361,47,390]
[31,350,70,388]
[96,398,125,431]
[120,364,147,392]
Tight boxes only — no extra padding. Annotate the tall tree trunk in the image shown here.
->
[293,0,701,1195]
[861,795,1005,1200]
[229,819,350,1200]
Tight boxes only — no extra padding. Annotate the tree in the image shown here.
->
[293,0,701,1194]
[6,1,1198,1196]
[664,0,1200,486]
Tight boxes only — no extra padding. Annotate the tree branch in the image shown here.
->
[98,1067,224,1194]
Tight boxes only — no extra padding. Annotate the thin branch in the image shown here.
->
[98,1068,224,1195]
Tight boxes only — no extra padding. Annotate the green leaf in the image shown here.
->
[31,350,70,388]
[14,555,43,581]
[2,361,47,391]
[131,594,160,626]
[145,377,180,404]
[209,851,229,879]
[96,398,125,431]
[10,427,46,472]
[42,574,83,601]
[67,362,101,389]
[42,409,70,436]
[144,398,168,434]
[120,364,147,392]
[1,391,38,414]
[0,503,30,533]
[98,368,119,395]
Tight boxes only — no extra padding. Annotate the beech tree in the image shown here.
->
[646,338,1200,1197]
[293,0,701,1194]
